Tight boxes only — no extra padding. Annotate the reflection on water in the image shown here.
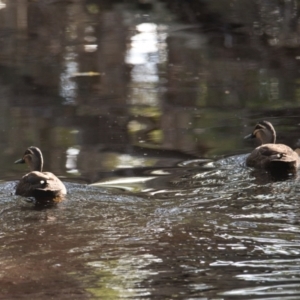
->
[126,22,167,106]
[66,146,80,174]
[2,0,300,299]
[3,157,300,298]
[60,46,78,105]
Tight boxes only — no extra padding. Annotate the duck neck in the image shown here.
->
[32,157,43,172]
[257,130,276,145]
[30,149,44,172]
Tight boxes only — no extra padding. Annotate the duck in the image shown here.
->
[15,146,67,200]
[245,120,300,172]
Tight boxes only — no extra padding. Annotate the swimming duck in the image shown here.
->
[15,146,67,200]
[245,120,300,172]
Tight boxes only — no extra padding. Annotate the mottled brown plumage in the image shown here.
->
[15,146,67,200]
[245,121,299,172]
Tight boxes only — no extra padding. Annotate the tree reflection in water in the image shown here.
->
[1,0,300,299]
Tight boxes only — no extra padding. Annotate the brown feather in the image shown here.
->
[245,121,300,172]
[15,147,67,201]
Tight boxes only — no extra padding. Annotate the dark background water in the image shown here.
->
[1,0,300,299]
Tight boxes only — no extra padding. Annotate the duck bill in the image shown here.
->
[14,158,25,164]
[244,133,254,140]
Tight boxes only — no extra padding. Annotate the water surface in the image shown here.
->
[1,0,300,299]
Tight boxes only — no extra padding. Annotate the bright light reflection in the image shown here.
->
[125,22,168,106]
[66,147,80,174]
[91,176,156,192]
[137,23,157,32]
[60,46,78,104]
[84,44,97,52]
[0,1,6,9]
[115,154,153,168]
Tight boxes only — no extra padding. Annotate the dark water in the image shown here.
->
[1,0,300,299]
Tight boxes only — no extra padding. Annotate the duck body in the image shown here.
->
[15,146,67,200]
[245,121,300,172]
[15,171,67,198]
[246,143,299,171]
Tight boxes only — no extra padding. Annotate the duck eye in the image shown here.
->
[25,155,32,161]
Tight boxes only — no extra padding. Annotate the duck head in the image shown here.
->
[15,146,44,172]
[244,120,276,145]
